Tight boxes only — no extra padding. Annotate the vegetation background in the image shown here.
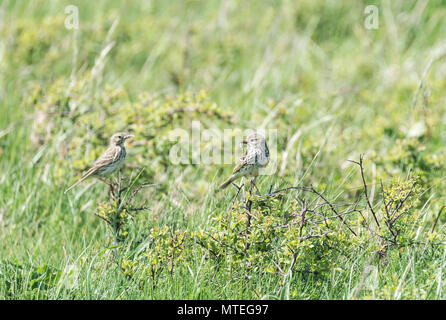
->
[0,0,445,299]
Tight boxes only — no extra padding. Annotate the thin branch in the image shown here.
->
[309,186,357,237]
[431,206,445,233]
[349,155,380,228]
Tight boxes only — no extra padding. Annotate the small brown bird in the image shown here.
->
[218,132,270,190]
[64,132,134,193]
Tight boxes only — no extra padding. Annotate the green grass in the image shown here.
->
[0,0,445,299]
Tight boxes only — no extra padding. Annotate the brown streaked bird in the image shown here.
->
[64,132,134,194]
[218,132,270,190]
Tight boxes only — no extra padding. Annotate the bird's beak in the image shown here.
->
[242,140,247,144]
[124,134,135,140]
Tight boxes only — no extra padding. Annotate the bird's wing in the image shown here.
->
[64,165,98,193]
[232,160,245,174]
[92,145,120,168]
[232,151,251,174]
[64,145,121,194]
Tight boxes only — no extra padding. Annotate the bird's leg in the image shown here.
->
[109,184,115,201]
[102,177,116,200]
[98,176,114,186]
[97,176,107,184]
[97,176,116,199]
[249,180,254,198]
[116,170,123,204]
[106,182,115,200]
[248,179,256,196]
[117,170,122,193]
[117,169,122,186]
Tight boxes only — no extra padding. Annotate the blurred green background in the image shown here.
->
[0,0,445,299]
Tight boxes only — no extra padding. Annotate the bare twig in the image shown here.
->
[309,186,357,237]
[349,155,380,228]
[431,206,445,233]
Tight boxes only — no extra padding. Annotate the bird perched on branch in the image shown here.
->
[218,132,270,191]
[64,132,134,193]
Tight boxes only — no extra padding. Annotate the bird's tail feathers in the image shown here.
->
[64,168,97,194]
[218,174,237,191]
